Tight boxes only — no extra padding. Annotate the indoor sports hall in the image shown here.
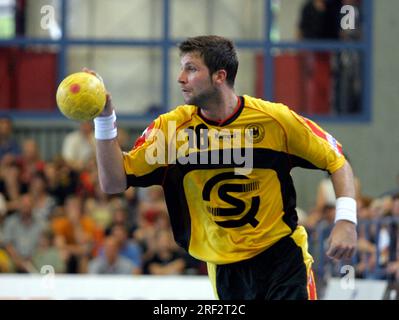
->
[0,0,398,301]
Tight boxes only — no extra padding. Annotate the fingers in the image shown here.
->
[327,243,356,260]
[82,67,95,75]
[344,247,355,260]
[81,67,110,116]
[105,93,112,108]
[99,93,114,117]
[327,222,357,261]
[82,67,104,83]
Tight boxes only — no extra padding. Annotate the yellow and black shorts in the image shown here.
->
[207,230,317,300]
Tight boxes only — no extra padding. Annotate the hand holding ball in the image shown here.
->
[56,72,106,121]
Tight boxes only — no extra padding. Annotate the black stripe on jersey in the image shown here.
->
[126,165,192,250]
[125,166,167,187]
[289,154,324,170]
[175,148,319,173]
[162,165,192,250]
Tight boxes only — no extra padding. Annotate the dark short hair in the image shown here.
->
[178,35,239,87]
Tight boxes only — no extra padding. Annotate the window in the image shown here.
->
[0,0,372,121]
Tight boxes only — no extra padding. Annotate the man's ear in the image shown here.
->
[212,70,227,85]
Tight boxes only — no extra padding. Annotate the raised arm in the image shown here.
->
[326,160,358,260]
[94,93,127,194]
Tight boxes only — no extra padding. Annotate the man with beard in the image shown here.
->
[92,35,357,300]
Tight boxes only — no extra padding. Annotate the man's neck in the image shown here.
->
[200,92,239,123]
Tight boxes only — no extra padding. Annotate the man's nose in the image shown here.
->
[178,71,187,84]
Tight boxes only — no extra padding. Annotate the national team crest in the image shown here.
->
[245,123,265,143]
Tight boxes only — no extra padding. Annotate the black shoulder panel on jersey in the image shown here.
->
[289,154,324,171]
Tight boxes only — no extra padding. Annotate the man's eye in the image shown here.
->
[187,66,196,72]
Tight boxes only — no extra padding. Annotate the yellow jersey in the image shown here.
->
[123,95,345,264]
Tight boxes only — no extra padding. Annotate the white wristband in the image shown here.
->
[335,197,357,225]
[94,110,117,140]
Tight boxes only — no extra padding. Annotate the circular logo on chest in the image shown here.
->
[245,123,265,143]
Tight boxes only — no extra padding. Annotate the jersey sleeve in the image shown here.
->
[123,115,168,186]
[274,103,345,173]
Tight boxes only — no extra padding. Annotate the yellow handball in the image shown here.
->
[56,72,106,121]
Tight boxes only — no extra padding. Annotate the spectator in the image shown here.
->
[104,200,130,235]
[356,195,393,278]
[133,188,169,264]
[62,121,95,171]
[0,116,21,161]
[314,173,362,213]
[313,154,362,214]
[144,229,186,275]
[88,235,138,275]
[116,127,131,151]
[110,224,142,272]
[2,193,46,272]
[51,194,102,273]
[0,192,6,220]
[28,172,57,222]
[76,156,99,198]
[385,195,399,278]
[43,158,79,206]
[334,0,362,114]
[137,185,168,227]
[84,196,112,232]
[0,156,22,214]
[12,139,46,195]
[123,187,139,229]
[32,228,66,274]
[298,0,341,40]
[298,0,341,115]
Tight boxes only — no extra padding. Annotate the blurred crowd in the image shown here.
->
[0,116,205,275]
[1,114,399,284]
[304,172,399,282]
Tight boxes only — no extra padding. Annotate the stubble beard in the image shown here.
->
[187,84,222,111]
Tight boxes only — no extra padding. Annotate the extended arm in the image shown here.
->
[326,160,358,260]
